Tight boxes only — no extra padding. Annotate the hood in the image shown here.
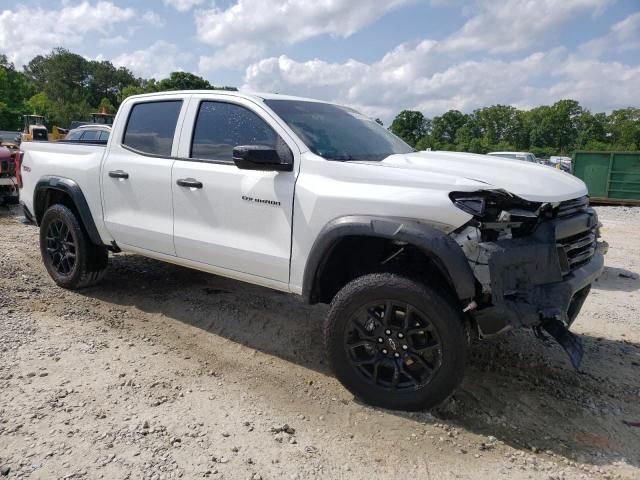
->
[368,151,587,203]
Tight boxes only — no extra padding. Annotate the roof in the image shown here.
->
[487,151,533,156]
[70,124,112,131]
[125,90,331,105]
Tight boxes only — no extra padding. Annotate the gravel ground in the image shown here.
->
[0,204,639,480]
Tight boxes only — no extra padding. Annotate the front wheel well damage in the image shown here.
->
[309,235,458,305]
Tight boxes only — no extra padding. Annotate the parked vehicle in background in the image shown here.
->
[69,110,116,131]
[18,91,605,410]
[89,110,115,126]
[487,151,540,163]
[65,125,111,142]
[549,156,572,172]
[21,115,48,142]
[0,144,20,205]
[20,115,67,142]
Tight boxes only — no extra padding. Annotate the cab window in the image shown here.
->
[123,101,183,157]
[190,101,282,162]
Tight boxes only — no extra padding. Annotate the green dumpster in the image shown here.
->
[573,151,640,205]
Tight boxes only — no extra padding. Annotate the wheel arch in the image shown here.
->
[302,216,476,305]
[34,176,103,246]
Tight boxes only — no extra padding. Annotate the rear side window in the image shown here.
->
[191,101,280,162]
[99,131,110,141]
[66,130,82,141]
[123,101,182,157]
[81,130,99,141]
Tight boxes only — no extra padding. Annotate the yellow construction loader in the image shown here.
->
[20,115,67,142]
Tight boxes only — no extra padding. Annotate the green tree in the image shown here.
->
[156,71,213,91]
[607,107,640,150]
[98,97,116,114]
[390,110,430,146]
[118,84,146,104]
[431,110,468,149]
[87,60,137,107]
[26,92,51,115]
[0,55,36,129]
[474,105,524,150]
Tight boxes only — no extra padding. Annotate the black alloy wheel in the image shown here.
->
[44,219,77,276]
[39,204,108,289]
[325,273,467,411]
[344,301,442,391]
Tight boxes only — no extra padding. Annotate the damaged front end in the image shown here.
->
[450,190,605,369]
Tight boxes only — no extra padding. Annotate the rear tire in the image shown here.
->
[39,204,108,289]
[324,273,467,411]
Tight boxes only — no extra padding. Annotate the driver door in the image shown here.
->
[171,96,299,285]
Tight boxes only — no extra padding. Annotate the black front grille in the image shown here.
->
[559,230,596,271]
[557,196,589,217]
[0,160,7,173]
[555,196,596,274]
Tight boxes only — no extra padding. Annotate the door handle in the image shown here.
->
[176,178,203,189]
[108,170,129,179]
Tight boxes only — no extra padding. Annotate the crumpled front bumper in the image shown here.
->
[470,208,605,335]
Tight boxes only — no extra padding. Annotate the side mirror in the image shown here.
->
[233,145,293,172]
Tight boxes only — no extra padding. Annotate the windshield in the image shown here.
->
[265,100,413,161]
[488,153,519,160]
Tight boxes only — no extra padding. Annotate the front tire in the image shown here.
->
[39,204,108,289]
[324,274,467,411]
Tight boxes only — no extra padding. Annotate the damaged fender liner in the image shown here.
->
[303,215,477,304]
[471,210,605,335]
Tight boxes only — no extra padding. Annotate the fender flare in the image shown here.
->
[302,215,476,304]
[34,176,103,246]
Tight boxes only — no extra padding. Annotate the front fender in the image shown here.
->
[302,215,476,303]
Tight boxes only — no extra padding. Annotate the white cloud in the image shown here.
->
[199,43,267,73]
[239,0,636,121]
[112,41,191,79]
[242,40,639,122]
[0,1,134,67]
[197,0,416,72]
[580,11,640,57]
[163,0,206,11]
[142,11,166,27]
[442,0,613,54]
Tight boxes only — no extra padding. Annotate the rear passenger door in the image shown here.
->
[101,96,188,255]
[171,96,298,286]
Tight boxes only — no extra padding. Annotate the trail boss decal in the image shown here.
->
[242,195,281,206]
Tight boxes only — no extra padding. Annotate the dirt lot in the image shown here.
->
[0,204,639,480]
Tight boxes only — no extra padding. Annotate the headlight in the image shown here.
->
[449,190,516,220]
[450,195,487,217]
[449,190,543,230]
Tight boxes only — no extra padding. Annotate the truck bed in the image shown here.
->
[20,141,107,235]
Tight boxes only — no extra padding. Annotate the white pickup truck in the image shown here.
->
[20,91,604,410]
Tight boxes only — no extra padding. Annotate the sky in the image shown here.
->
[0,0,639,122]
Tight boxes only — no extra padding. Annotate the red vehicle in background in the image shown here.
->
[0,143,21,205]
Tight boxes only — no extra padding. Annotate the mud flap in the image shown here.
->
[538,319,584,370]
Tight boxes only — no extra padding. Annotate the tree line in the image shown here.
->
[388,101,640,157]
[1,48,639,156]
[0,48,236,132]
